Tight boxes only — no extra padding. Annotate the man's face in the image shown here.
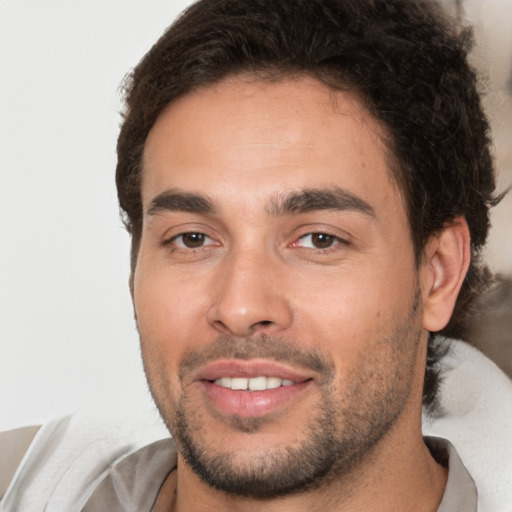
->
[134,77,428,497]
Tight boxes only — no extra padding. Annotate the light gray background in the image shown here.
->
[1,0,511,431]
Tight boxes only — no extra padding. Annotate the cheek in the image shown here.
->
[133,261,210,370]
[291,256,418,359]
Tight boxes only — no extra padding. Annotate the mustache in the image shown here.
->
[178,334,335,384]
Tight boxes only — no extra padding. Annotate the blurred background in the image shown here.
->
[1,0,511,431]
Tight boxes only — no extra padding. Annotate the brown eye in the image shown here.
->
[310,233,335,249]
[294,232,346,250]
[175,232,208,248]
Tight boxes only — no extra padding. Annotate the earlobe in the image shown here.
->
[421,216,471,332]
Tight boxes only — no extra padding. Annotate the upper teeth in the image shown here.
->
[213,376,295,391]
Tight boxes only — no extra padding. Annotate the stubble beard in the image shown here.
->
[143,292,423,500]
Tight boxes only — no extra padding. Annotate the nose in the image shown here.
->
[207,249,293,337]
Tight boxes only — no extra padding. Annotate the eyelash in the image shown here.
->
[162,230,349,254]
[293,232,350,252]
[163,232,217,250]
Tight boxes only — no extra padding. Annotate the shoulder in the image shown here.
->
[423,339,512,512]
[0,410,169,512]
[0,424,41,499]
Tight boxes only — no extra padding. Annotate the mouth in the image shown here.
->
[213,376,296,391]
[194,359,315,418]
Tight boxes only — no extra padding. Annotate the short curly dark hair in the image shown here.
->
[116,0,498,408]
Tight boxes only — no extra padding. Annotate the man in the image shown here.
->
[2,0,512,510]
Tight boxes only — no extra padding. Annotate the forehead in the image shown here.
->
[142,76,402,217]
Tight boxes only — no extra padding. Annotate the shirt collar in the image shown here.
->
[82,438,177,511]
[425,436,478,512]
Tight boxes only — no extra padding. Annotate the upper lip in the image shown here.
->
[192,359,314,383]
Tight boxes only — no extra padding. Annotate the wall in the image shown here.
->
[0,0,191,430]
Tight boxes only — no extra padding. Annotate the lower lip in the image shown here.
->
[201,380,312,418]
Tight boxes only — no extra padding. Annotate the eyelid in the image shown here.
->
[170,232,215,249]
[289,222,353,245]
[160,225,222,250]
[293,232,350,249]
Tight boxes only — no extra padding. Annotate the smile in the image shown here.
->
[193,360,315,418]
[213,376,296,391]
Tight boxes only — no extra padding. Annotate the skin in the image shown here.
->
[134,77,470,511]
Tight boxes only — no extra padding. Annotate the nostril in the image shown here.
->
[254,320,272,328]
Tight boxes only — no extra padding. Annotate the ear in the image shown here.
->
[421,216,471,332]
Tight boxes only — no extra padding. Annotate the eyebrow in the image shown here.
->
[267,187,375,217]
[147,189,215,216]
[146,186,375,219]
